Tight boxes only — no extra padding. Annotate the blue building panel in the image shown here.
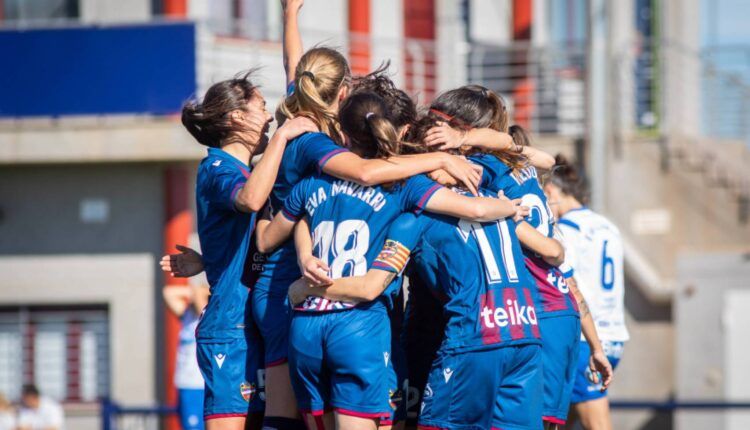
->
[0,22,196,117]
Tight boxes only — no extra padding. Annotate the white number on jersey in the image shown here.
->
[457,219,518,284]
[312,220,370,279]
[519,193,554,237]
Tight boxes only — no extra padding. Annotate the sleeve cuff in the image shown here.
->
[317,148,349,172]
[413,183,443,214]
[281,207,303,222]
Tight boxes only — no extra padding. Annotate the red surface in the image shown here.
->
[512,0,534,128]
[403,0,436,101]
[163,167,192,430]
[163,0,187,17]
[348,0,371,75]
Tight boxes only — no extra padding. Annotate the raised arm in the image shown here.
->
[234,116,317,212]
[323,151,482,195]
[282,0,304,85]
[514,221,565,266]
[423,188,526,222]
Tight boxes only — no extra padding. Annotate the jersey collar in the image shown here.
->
[207,147,251,173]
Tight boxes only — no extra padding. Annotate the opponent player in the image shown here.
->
[255,91,526,430]
[180,71,317,430]
[544,155,627,430]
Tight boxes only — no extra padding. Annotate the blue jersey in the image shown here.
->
[195,148,255,339]
[282,173,442,312]
[373,196,542,352]
[471,154,579,318]
[252,132,349,291]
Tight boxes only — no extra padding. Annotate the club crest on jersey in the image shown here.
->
[423,384,433,399]
[443,367,454,383]
[214,353,226,369]
[389,389,403,410]
[240,381,256,402]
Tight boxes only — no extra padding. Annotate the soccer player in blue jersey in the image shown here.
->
[254,91,526,430]
[288,189,543,430]
[180,71,317,430]
[396,86,612,429]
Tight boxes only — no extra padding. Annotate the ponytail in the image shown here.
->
[363,112,401,158]
[278,47,351,144]
[181,70,258,148]
[339,91,419,159]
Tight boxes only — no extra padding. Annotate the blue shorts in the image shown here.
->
[288,301,396,421]
[418,344,543,430]
[539,315,581,425]
[196,337,266,419]
[571,340,624,404]
[252,287,291,367]
[178,388,205,430]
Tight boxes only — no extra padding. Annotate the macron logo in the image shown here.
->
[481,299,538,329]
[383,352,390,366]
[214,353,226,369]
[443,368,454,383]
[212,160,222,167]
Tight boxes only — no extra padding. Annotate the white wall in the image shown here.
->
[469,0,511,44]
[79,0,151,23]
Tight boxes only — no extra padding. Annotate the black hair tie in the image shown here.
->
[300,71,316,81]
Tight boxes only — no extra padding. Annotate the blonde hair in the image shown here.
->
[278,47,351,144]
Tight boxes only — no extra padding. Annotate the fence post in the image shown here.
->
[100,397,114,430]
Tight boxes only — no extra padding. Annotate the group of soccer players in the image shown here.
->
[160,1,628,429]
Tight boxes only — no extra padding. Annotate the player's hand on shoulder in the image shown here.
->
[506,195,529,222]
[160,245,205,278]
[277,116,318,141]
[441,154,483,196]
[428,168,459,187]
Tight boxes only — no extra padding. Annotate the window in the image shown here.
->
[0,305,109,403]
[207,0,281,41]
[2,0,79,22]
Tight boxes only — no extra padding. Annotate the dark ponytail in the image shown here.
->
[181,70,258,148]
[549,154,589,204]
[339,91,414,159]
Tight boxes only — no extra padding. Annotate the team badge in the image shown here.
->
[423,383,433,399]
[374,240,410,273]
[240,381,256,402]
[389,389,403,410]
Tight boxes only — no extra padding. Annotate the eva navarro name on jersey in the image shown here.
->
[305,180,388,216]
